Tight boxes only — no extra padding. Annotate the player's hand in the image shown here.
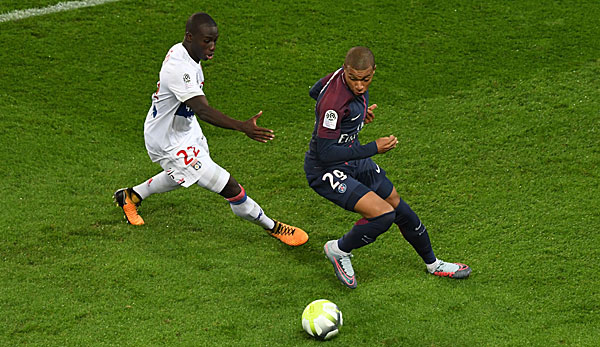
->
[375,135,397,154]
[242,111,275,143]
[365,104,377,124]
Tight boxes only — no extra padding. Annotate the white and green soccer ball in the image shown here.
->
[301,299,343,340]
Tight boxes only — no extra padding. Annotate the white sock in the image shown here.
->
[228,193,275,230]
[133,171,179,200]
[330,240,350,255]
[426,258,441,273]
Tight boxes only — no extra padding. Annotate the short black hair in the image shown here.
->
[344,46,375,70]
[185,12,217,35]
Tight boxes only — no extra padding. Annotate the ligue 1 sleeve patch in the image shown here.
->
[323,110,338,130]
[183,73,194,89]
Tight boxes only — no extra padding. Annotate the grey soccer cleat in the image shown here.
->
[324,240,357,289]
[429,260,471,279]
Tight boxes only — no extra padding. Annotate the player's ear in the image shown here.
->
[184,32,193,42]
[372,64,377,73]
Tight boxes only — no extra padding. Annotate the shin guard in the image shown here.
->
[394,199,436,264]
[338,211,395,253]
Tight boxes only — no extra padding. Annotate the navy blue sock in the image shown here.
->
[394,199,436,264]
[338,211,395,253]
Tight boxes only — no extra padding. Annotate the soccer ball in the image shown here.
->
[301,299,343,340]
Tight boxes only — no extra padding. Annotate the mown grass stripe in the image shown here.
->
[0,0,119,23]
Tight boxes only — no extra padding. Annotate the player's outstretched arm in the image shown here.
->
[185,95,274,142]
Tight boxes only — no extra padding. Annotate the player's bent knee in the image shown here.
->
[354,191,395,219]
[384,188,401,209]
[373,210,396,229]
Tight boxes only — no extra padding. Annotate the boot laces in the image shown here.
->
[275,223,294,235]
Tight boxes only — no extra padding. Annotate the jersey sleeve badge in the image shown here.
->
[183,73,193,89]
[323,110,338,130]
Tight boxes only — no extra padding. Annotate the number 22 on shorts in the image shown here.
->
[177,146,200,165]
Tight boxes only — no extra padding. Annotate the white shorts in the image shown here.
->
[157,136,230,192]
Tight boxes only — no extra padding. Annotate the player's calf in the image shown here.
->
[393,199,436,264]
[337,211,395,252]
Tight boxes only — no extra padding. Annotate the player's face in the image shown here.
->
[186,24,219,62]
[343,65,375,96]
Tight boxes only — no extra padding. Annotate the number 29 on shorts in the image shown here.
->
[322,169,347,191]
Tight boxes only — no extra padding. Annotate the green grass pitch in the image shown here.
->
[1,0,599,346]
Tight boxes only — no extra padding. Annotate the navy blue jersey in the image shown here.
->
[305,67,377,167]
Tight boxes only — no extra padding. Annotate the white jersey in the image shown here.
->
[144,43,206,162]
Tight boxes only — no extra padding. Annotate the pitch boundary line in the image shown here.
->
[0,0,120,23]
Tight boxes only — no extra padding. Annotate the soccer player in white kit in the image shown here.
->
[114,12,308,246]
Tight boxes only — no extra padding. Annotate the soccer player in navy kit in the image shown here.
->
[304,46,471,289]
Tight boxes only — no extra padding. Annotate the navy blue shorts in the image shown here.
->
[304,157,394,211]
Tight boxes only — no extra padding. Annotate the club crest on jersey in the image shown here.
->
[323,110,338,130]
[337,183,347,193]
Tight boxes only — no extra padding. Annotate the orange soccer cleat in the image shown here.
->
[267,220,308,246]
[114,188,145,226]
